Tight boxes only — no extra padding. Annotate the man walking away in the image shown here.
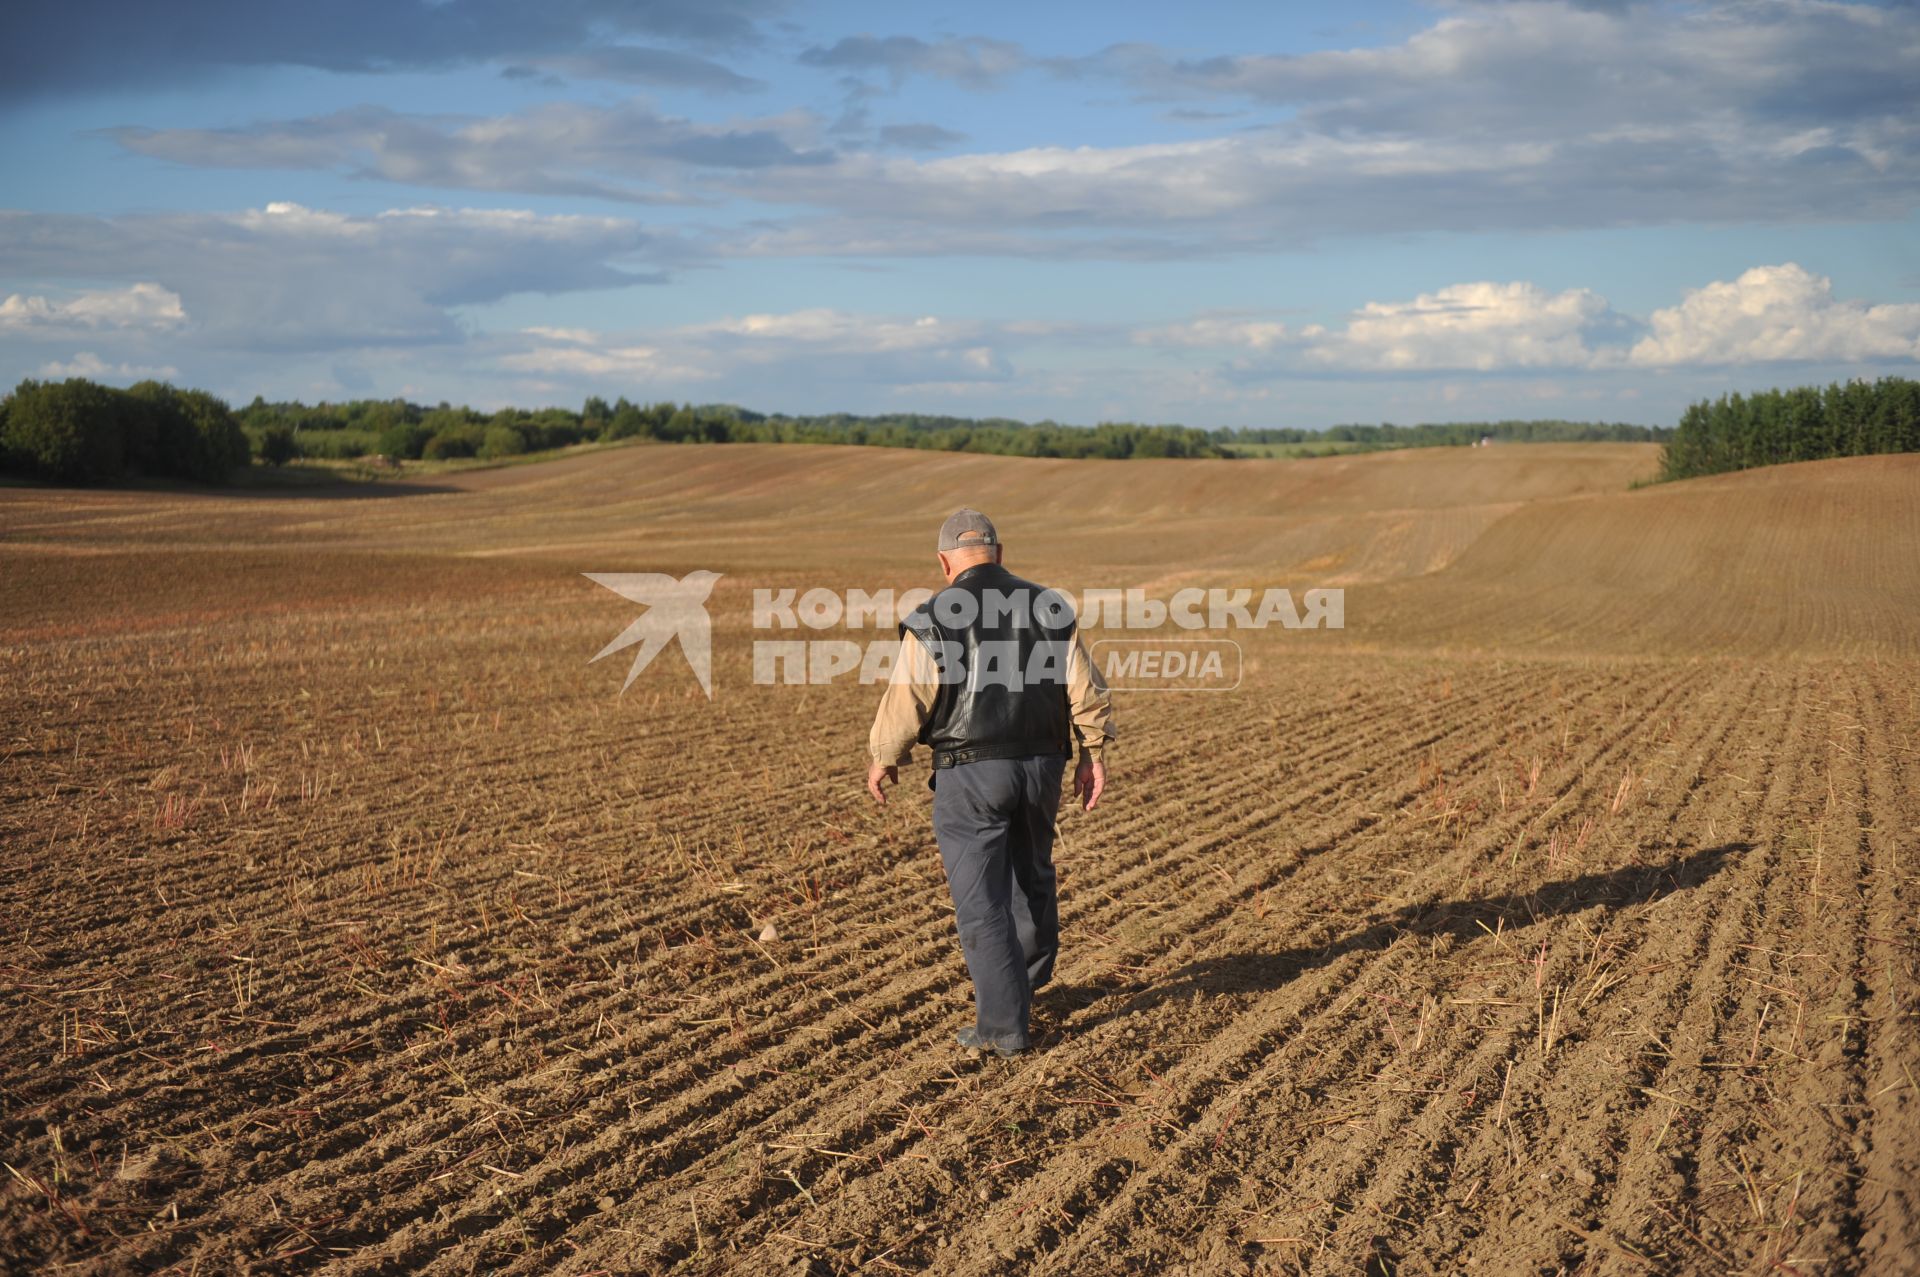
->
[866,509,1115,1058]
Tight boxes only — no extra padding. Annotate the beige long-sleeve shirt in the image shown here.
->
[867,628,1115,767]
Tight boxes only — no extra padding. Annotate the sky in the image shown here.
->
[1,0,1917,429]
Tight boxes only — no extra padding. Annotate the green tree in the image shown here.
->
[479,424,527,459]
[662,406,699,442]
[421,406,472,438]
[422,432,476,460]
[1658,376,1916,482]
[605,398,648,439]
[128,382,249,481]
[0,378,127,481]
[257,424,298,466]
[377,421,433,460]
[582,395,611,437]
[178,387,251,480]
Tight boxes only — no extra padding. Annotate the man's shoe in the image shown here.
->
[956,1027,1023,1058]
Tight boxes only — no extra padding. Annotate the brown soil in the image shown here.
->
[2,443,1914,1274]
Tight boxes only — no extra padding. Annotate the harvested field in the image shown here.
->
[3,443,1916,1274]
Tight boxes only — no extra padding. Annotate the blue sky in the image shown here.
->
[2,0,1916,428]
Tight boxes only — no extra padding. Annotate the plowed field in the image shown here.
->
[3,443,1915,1274]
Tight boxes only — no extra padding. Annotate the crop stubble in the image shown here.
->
[2,444,1915,1273]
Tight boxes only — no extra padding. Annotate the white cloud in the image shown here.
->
[1304,281,1617,371]
[1134,314,1292,351]
[693,308,967,353]
[727,0,1920,251]
[500,331,711,382]
[1629,263,1920,366]
[1134,266,1920,373]
[80,3,1920,257]
[0,282,186,334]
[104,101,832,205]
[496,308,1015,392]
[0,202,669,352]
[520,326,600,345]
[7,239,1917,424]
[1108,0,1916,150]
[692,309,1015,381]
[38,351,179,381]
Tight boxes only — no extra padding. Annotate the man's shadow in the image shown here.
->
[1039,841,1747,1025]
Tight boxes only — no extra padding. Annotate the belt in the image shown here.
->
[930,739,1071,769]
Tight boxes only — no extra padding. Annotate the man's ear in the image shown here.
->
[993,544,1005,564]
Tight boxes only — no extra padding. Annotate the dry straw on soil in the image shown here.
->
[2,443,1916,1273]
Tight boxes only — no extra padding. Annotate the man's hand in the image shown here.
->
[867,762,898,805]
[1072,755,1107,811]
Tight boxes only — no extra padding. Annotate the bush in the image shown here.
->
[257,424,298,466]
[376,421,434,460]
[291,427,378,460]
[422,431,476,460]
[479,424,527,459]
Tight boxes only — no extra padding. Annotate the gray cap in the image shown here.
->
[937,507,999,552]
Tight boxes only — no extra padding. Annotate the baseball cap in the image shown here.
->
[937,507,999,552]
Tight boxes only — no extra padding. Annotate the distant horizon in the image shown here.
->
[224,387,1667,435]
[4,1,1916,426]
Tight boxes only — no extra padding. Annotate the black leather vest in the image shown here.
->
[901,563,1075,767]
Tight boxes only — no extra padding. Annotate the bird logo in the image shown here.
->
[585,570,723,698]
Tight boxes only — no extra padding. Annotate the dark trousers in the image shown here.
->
[931,754,1064,1051]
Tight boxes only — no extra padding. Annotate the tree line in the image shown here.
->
[1657,376,1920,482]
[9,373,1909,488]
[236,396,1233,461]
[0,378,250,483]
[1223,419,1670,450]
[235,397,1669,462]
